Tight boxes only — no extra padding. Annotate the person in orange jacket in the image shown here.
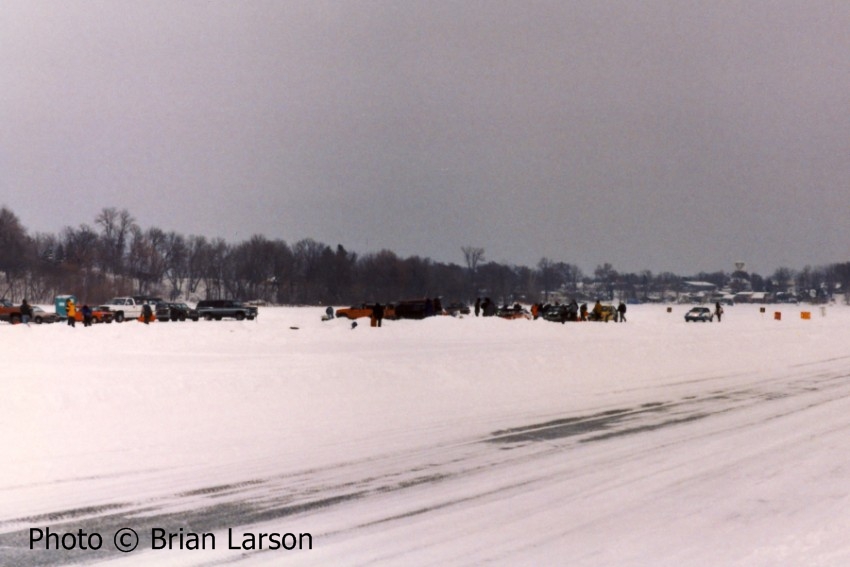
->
[66,298,77,327]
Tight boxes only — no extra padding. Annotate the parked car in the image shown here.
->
[497,305,532,320]
[31,306,61,324]
[195,299,258,321]
[394,299,432,319]
[0,300,54,324]
[336,304,374,320]
[71,306,115,324]
[685,306,714,322]
[156,302,199,322]
[541,303,579,323]
[336,303,397,321]
[589,304,618,322]
[0,299,22,323]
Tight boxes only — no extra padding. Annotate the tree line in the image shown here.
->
[1,206,849,306]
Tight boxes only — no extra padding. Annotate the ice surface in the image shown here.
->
[3,304,850,565]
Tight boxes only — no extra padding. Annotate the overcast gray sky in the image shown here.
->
[3,1,850,275]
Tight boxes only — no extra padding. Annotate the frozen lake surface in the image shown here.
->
[3,304,850,566]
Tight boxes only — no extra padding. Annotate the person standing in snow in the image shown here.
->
[82,304,93,327]
[66,298,76,327]
[20,299,32,325]
[482,297,496,317]
[591,300,603,321]
[373,303,384,327]
[715,302,723,322]
[617,301,627,323]
[474,298,481,317]
[568,299,579,321]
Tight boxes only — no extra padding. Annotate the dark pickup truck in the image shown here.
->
[195,299,258,321]
[156,302,200,322]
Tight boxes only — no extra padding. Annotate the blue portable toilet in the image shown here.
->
[55,295,77,318]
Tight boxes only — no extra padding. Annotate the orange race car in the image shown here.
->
[71,306,115,324]
[335,303,396,320]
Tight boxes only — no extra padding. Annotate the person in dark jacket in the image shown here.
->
[142,303,153,325]
[568,299,579,322]
[373,303,384,327]
[20,299,33,325]
[617,301,627,323]
[82,304,93,327]
[715,302,723,322]
[474,298,481,317]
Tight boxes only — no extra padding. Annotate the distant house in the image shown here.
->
[682,281,717,293]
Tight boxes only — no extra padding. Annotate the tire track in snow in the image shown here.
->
[3,366,850,565]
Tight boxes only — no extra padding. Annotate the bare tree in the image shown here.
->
[292,238,330,303]
[59,224,103,300]
[461,246,485,273]
[202,239,230,299]
[270,239,295,304]
[0,207,29,298]
[462,246,485,299]
[594,262,618,300]
[229,235,280,301]
[95,207,136,277]
[184,235,209,297]
[537,257,554,302]
[161,232,188,299]
[357,249,401,301]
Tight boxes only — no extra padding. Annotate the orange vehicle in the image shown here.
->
[335,303,396,320]
[0,299,23,324]
[71,306,115,324]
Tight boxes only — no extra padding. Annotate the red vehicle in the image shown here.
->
[71,306,115,324]
[336,303,397,320]
[0,299,23,323]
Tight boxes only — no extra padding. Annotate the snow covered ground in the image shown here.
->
[3,303,850,566]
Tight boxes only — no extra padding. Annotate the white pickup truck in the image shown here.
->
[98,297,149,322]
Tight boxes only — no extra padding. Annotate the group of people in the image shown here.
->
[62,298,96,327]
[473,297,498,317]
[19,297,90,327]
[12,298,91,327]
[472,297,628,323]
